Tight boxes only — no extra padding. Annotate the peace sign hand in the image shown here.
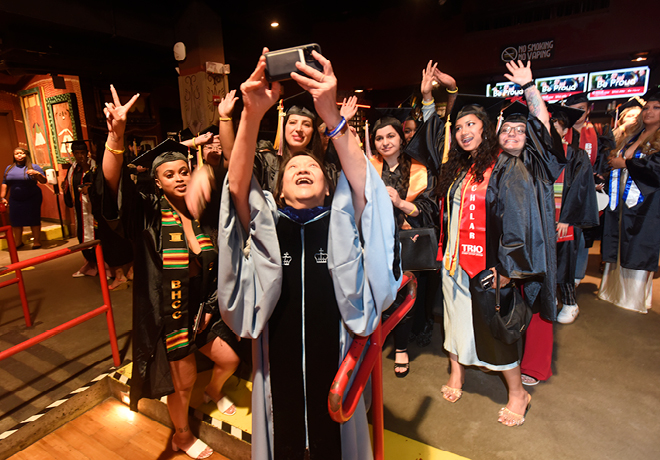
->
[103,84,139,141]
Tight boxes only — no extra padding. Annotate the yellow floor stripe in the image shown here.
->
[381,428,470,460]
[114,364,469,459]
[0,266,35,278]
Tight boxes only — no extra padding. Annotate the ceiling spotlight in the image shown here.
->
[354,89,364,93]
[632,51,649,62]
[431,80,439,86]
[271,21,279,28]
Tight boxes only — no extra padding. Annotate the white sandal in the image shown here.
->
[203,392,236,416]
[171,437,213,459]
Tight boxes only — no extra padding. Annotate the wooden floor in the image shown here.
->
[8,399,230,460]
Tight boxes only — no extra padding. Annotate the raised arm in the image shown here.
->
[228,51,281,232]
[504,60,551,133]
[218,89,238,163]
[102,85,139,197]
[291,51,367,220]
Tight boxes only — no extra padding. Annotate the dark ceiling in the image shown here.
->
[1,0,657,105]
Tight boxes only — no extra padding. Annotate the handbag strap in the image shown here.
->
[495,271,500,312]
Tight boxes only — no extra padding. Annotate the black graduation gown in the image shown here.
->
[403,111,445,177]
[269,210,342,460]
[94,167,234,411]
[556,143,600,283]
[602,145,660,272]
[520,117,566,321]
[470,152,546,364]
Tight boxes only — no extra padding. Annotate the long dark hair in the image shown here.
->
[5,147,34,178]
[436,106,498,197]
[371,117,410,198]
[273,150,335,208]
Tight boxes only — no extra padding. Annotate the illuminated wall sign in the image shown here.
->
[536,73,588,102]
[588,66,650,100]
[500,39,554,63]
[486,67,651,102]
[487,81,523,98]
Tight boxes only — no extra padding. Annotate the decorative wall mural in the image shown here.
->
[46,93,82,164]
[18,87,53,168]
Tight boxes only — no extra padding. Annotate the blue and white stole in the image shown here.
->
[609,132,646,210]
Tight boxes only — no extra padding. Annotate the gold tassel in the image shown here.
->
[273,99,285,155]
[442,115,451,164]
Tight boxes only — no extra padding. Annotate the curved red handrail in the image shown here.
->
[328,272,417,423]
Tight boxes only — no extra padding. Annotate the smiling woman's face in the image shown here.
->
[154,160,190,199]
[285,114,314,153]
[454,114,484,153]
[374,125,402,160]
[279,154,328,209]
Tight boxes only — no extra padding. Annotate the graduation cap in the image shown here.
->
[562,92,590,106]
[62,140,90,151]
[130,139,189,176]
[500,101,529,125]
[449,94,506,124]
[606,96,645,118]
[282,91,317,120]
[644,85,660,103]
[373,107,413,124]
[547,103,584,129]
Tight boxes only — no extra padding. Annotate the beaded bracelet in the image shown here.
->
[446,86,458,94]
[422,98,435,106]
[105,142,125,155]
[325,116,347,138]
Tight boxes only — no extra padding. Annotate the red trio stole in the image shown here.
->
[446,163,494,278]
[566,122,599,166]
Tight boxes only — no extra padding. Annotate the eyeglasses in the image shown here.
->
[500,126,526,135]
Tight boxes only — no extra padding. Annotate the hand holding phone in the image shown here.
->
[264,44,323,82]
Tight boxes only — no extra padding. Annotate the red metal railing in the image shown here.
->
[0,236,120,367]
[0,225,30,326]
[328,272,417,460]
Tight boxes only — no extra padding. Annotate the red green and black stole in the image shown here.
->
[160,196,215,361]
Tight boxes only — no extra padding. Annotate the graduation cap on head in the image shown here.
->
[62,139,90,151]
[562,92,589,106]
[644,85,660,103]
[373,107,413,124]
[282,91,317,120]
[606,96,645,118]
[449,94,506,125]
[547,103,584,129]
[500,101,529,125]
[130,139,189,176]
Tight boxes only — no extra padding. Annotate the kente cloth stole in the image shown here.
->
[445,164,494,278]
[609,133,645,211]
[159,197,214,359]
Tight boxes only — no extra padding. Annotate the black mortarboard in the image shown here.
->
[374,108,412,124]
[500,101,529,124]
[563,92,589,106]
[606,97,645,117]
[283,91,317,120]
[449,94,506,124]
[547,103,584,129]
[130,139,189,176]
[644,85,660,103]
[199,124,220,136]
[62,139,90,150]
